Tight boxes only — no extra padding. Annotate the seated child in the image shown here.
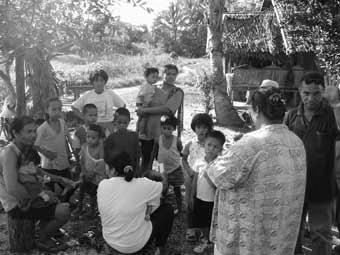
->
[106,108,141,174]
[136,67,159,139]
[191,130,225,253]
[72,124,106,218]
[154,114,184,214]
[18,147,58,209]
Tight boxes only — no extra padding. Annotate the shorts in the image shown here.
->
[8,204,56,221]
[192,197,214,228]
[168,166,184,187]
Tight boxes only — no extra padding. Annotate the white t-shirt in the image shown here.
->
[97,177,162,254]
[193,158,216,202]
[72,89,125,123]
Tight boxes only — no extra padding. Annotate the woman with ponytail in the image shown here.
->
[97,150,174,255]
[205,87,307,255]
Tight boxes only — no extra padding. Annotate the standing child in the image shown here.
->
[155,114,184,214]
[35,97,73,197]
[192,130,225,253]
[136,67,159,139]
[105,108,141,173]
[182,113,213,242]
[72,124,106,218]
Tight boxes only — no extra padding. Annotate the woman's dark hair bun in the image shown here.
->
[251,87,286,122]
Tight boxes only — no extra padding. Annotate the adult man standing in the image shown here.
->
[285,72,338,255]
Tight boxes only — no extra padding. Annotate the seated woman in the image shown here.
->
[0,116,72,252]
[97,150,174,255]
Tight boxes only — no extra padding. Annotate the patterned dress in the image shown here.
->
[207,124,306,255]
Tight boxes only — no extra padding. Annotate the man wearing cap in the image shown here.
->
[285,72,338,255]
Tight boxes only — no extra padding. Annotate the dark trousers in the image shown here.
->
[295,201,333,255]
[149,203,174,247]
[140,139,155,174]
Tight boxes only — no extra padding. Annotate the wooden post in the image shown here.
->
[8,215,35,252]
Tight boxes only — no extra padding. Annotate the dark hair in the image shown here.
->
[35,118,45,126]
[206,130,226,147]
[104,150,134,182]
[164,64,179,74]
[160,114,177,129]
[114,107,130,121]
[10,116,35,138]
[88,124,103,138]
[89,69,109,84]
[250,87,286,122]
[45,97,62,120]
[144,170,163,182]
[83,104,97,114]
[144,67,159,77]
[21,146,41,166]
[301,72,325,88]
[45,97,61,109]
[190,113,213,132]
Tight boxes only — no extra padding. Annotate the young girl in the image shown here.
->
[72,124,106,218]
[155,114,184,214]
[182,113,213,241]
[35,97,73,201]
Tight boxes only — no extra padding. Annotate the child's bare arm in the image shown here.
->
[182,142,195,177]
[35,146,57,160]
[203,170,216,189]
[145,205,153,220]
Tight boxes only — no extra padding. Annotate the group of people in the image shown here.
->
[0,64,338,255]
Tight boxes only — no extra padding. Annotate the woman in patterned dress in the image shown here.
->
[206,87,307,255]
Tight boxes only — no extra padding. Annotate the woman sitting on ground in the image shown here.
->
[97,150,174,255]
[0,116,72,252]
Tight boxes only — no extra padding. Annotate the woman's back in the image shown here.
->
[97,177,162,254]
[210,124,306,255]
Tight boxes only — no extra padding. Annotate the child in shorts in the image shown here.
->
[155,114,184,214]
[72,124,106,218]
[191,130,225,253]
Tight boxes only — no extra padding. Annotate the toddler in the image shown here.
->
[72,124,106,218]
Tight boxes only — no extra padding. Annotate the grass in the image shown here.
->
[52,52,210,90]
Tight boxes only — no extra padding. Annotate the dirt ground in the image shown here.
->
[0,84,241,254]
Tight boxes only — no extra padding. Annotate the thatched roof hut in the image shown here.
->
[223,0,318,81]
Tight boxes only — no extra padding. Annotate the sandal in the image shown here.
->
[186,229,196,242]
[36,238,68,252]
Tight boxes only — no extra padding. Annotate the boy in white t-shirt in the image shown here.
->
[71,69,126,133]
[191,130,225,254]
[136,67,159,139]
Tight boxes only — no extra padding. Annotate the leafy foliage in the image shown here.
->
[281,0,340,74]
[151,0,207,57]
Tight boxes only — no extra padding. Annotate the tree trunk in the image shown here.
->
[15,49,26,116]
[207,0,244,127]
